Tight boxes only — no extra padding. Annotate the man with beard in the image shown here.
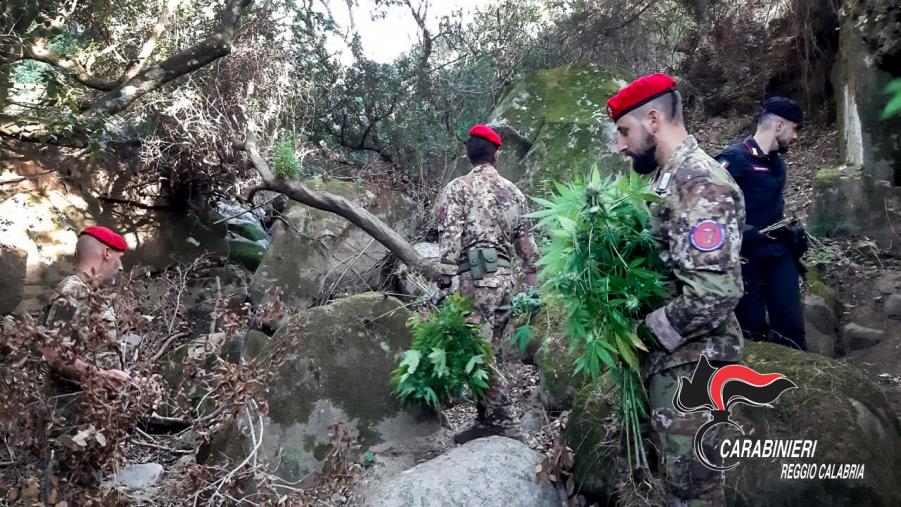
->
[608,74,745,506]
[715,97,807,350]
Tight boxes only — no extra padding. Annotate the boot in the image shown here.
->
[453,404,522,445]
[453,421,505,444]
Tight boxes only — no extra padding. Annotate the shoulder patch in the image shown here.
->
[690,220,726,251]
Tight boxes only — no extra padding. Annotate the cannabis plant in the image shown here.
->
[391,295,495,410]
[272,134,302,178]
[528,169,669,469]
[507,287,543,355]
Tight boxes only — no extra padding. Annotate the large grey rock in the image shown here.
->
[364,436,562,507]
[805,323,837,358]
[567,342,901,504]
[210,293,439,484]
[250,180,417,311]
[814,19,901,253]
[115,463,164,490]
[810,165,901,247]
[479,64,630,195]
[842,322,885,351]
[803,294,838,336]
[875,275,901,296]
[0,243,26,315]
[803,294,838,357]
[885,294,901,319]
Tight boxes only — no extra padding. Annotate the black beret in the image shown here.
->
[761,96,803,125]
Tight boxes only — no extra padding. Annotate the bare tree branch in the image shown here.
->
[2,41,120,91]
[403,0,432,75]
[237,124,439,280]
[87,0,252,116]
[122,0,181,82]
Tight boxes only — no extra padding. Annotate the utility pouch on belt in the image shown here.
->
[461,247,505,280]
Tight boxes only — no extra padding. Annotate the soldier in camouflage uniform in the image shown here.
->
[43,226,132,382]
[435,124,540,445]
[608,74,745,506]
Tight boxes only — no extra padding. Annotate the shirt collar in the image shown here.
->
[744,136,769,158]
[470,163,498,175]
[660,135,699,175]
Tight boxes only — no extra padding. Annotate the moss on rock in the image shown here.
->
[486,64,631,195]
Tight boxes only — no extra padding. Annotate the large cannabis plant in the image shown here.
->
[528,169,669,469]
[391,295,494,410]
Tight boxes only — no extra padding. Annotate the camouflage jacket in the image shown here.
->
[643,135,745,377]
[44,273,123,370]
[436,164,540,278]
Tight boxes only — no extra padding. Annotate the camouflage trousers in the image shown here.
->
[649,363,726,507]
[459,270,517,431]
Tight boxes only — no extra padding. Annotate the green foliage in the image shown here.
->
[272,135,302,178]
[362,450,376,469]
[507,287,543,355]
[882,79,901,120]
[527,168,668,470]
[391,295,495,410]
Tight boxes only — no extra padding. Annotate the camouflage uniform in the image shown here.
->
[643,136,745,506]
[44,273,123,370]
[436,163,540,429]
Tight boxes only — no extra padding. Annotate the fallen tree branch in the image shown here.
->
[236,124,440,280]
[152,331,190,362]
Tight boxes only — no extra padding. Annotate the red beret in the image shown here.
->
[80,226,128,251]
[606,73,677,121]
[468,124,502,147]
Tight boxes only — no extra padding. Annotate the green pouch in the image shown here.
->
[467,249,483,280]
[481,247,498,273]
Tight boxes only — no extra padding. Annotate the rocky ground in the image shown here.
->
[348,359,570,504]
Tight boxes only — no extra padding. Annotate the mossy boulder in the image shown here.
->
[565,373,620,499]
[833,21,901,184]
[480,64,631,194]
[810,165,901,254]
[533,302,590,410]
[567,342,901,504]
[210,293,439,484]
[250,180,417,311]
